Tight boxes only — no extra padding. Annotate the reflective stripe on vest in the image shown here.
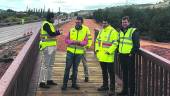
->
[97,28,117,48]
[98,40,117,47]
[119,28,136,54]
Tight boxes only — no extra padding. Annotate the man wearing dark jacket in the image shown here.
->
[117,16,140,96]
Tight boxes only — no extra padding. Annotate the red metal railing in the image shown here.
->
[115,48,170,96]
[94,30,170,96]
[0,29,39,96]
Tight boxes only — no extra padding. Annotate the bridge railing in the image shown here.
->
[0,20,70,96]
[0,20,41,27]
[115,48,170,96]
[94,30,170,96]
[0,28,40,96]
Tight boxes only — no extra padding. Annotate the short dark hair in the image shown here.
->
[46,12,54,20]
[76,16,84,23]
[122,16,130,22]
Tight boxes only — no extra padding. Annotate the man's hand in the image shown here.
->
[58,29,63,35]
[75,41,80,45]
[59,29,63,31]
[76,41,85,46]
[94,28,100,32]
[72,40,77,45]
[72,41,80,45]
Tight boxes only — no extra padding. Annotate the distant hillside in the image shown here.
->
[0,9,5,13]
[138,1,170,9]
[102,1,170,10]
[70,10,95,17]
[93,4,170,42]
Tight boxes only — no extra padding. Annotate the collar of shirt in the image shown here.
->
[121,25,131,33]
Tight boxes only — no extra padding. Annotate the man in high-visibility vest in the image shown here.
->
[95,20,118,95]
[117,16,140,96]
[61,16,91,90]
[39,12,62,88]
[69,18,92,82]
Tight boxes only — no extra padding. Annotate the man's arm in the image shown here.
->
[131,29,140,54]
[43,23,61,36]
[65,32,75,45]
[79,35,88,46]
[106,29,119,54]
[95,29,101,52]
[65,32,88,46]
[86,28,92,48]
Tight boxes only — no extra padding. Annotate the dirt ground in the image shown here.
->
[57,19,100,51]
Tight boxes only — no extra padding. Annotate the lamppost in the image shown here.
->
[56,0,64,25]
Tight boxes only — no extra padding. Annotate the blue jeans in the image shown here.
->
[63,51,83,85]
[70,53,89,78]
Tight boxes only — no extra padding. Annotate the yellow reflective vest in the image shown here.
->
[95,25,118,62]
[39,21,57,50]
[118,28,136,54]
[67,25,92,54]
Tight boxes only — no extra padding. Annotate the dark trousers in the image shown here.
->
[119,54,135,96]
[100,62,115,91]
[63,52,83,86]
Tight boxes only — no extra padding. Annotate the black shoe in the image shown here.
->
[39,82,50,88]
[117,91,128,96]
[97,85,109,91]
[47,80,57,85]
[71,84,80,90]
[85,77,89,82]
[129,93,135,96]
[61,84,67,91]
[108,91,115,96]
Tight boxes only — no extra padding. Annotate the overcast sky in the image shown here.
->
[0,0,163,13]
